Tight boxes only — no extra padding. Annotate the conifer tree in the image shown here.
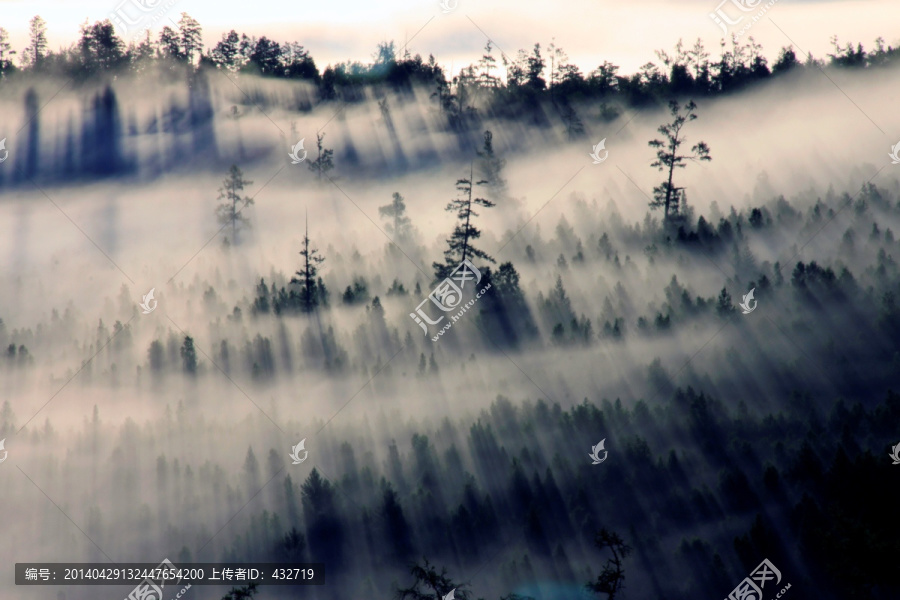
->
[177,13,203,64]
[158,26,182,60]
[648,100,711,222]
[210,30,242,70]
[476,129,507,196]
[0,28,16,75]
[23,16,48,68]
[308,132,335,179]
[379,192,413,245]
[290,213,326,312]
[180,336,198,374]
[586,529,632,600]
[433,162,495,281]
[216,165,254,244]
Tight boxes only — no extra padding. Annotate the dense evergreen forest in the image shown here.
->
[0,13,899,185]
[2,12,899,104]
[1,10,899,600]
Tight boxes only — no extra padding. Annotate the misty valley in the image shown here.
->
[0,9,899,600]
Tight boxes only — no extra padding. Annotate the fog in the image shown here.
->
[1,55,899,600]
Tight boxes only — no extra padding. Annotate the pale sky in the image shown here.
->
[1,0,898,75]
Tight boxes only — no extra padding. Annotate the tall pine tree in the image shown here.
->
[290,212,326,312]
[433,162,495,282]
[215,165,254,244]
[647,100,711,223]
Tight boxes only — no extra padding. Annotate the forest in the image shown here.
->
[1,8,899,600]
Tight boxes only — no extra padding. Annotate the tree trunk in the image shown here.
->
[462,162,473,263]
[664,140,676,222]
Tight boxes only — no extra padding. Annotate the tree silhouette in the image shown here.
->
[308,132,335,179]
[77,20,125,75]
[0,27,16,75]
[23,16,48,68]
[647,100,711,223]
[476,130,507,196]
[397,558,469,600]
[158,26,182,61]
[180,336,198,374]
[586,529,632,600]
[381,481,414,562]
[289,214,327,312]
[147,340,164,371]
[210,30,242,71]
[379,192,413,246]
[177,13,203,64]
[216,165,254,244]
[716,287,735,317]
[433,162,496,281]
[249,37,281,75]
[301,468,344,565]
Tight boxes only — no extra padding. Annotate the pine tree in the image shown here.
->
[476,129,507,195]
[476,42,501,89]
[215,165,254,244]
[716,287,735,317]
[432,75,454,118]
[648,100,711,223]
[211,30,242,71]
[158,26,182,60]
[132,31,155,66]
[23,16,48,68]
[308,132,335,179]
[177,13,203,64]
[290,213,326,312]
[378,192,413,245]
[0,28,16,75]
[78,20,125,74]
[381,482,413,561]
[433,162,496,281]
[180,336,198,374]
[586,529,632,600]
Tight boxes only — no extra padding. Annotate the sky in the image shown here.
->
[1,0,898,76]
